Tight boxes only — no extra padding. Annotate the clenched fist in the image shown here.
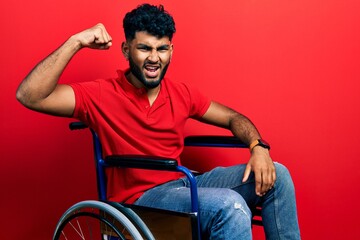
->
[72,23,112,50]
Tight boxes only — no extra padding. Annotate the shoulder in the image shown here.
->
[163,78,211,117]
[69,77,118,93]
[163,78,201,97]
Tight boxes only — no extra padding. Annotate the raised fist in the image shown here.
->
[73,23,112,50]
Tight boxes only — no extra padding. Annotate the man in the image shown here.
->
[16,3,300,239]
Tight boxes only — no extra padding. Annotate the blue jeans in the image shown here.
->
[135,162,301,239]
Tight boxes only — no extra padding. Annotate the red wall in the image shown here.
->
[1,0,360,239]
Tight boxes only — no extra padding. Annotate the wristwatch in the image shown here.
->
[249,139,270,152]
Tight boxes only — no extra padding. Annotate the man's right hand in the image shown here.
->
[72,23,113,50]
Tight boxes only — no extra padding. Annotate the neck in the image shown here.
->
[125,71,143,88]
[147,85,161,106]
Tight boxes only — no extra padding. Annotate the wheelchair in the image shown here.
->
[53,122,263,240]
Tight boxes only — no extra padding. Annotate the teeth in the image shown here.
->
[145,66,159,71]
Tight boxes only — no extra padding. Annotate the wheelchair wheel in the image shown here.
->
[53,200,152,240]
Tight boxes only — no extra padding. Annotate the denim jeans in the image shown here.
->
[135,162,301,239]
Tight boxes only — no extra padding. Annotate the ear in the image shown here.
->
[169,43,174,61]
[121,42,129,60]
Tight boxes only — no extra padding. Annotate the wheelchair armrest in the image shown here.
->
[104,155,179,171]
[105,155,199,214]
[69,122,88,130]
[184,135,248,148]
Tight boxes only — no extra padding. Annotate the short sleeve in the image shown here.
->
[67,80,101,124]
[185,84,211,119]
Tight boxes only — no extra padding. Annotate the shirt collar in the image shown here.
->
[116,69,169,108]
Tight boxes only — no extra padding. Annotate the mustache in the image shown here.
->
[143,60,161,67]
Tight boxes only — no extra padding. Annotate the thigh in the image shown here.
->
[135,164,260,210]
[194,164,261,208]
[195,164,248,189]
[135,182,251,217]
[134,179,190,212]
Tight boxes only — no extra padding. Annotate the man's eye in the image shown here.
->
[138,46,151,51]
[158,48,168,52]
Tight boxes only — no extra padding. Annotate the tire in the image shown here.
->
[53,200,150,240]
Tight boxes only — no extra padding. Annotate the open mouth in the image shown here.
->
[144,65,160,78]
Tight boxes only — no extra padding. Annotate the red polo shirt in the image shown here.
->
[69,69,211,203]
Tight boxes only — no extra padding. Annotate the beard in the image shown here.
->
[128,56,170,89]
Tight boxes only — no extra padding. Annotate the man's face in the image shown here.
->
[123,31,173,89]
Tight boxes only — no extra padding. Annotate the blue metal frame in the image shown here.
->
[176,165,201,237]
[90,129,107,201]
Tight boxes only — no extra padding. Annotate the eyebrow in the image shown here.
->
[136,43,170,51]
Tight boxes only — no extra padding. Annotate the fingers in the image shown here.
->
[93,23,112,49]
[255,170,263,196]
[242,160,275,196]
[74,23,113,50]
[256,163,276,196]
[242,163,252,183]
[247,147,276,196]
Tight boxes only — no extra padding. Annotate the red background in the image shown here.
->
[1,0,360,239]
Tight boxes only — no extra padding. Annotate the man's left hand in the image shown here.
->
[242,147,276,196]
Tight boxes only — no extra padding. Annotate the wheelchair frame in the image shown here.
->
[53,122,262,240]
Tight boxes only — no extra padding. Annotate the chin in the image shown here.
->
[143,79,161,89]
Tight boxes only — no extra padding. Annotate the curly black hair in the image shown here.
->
[123,4,176,41]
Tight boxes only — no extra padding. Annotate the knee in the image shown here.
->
[274,162,295,192]
[200,190,252,239]
[208,189,252,221]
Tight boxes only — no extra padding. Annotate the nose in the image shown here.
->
[148,49,160,62]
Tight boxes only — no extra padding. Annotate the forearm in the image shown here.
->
[16,36,81,108]
[229,111,261,147]
[201,101,261,146]
[202,102,274,195]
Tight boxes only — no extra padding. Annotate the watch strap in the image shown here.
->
[249,139,270,152]
[249,139,260,152]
